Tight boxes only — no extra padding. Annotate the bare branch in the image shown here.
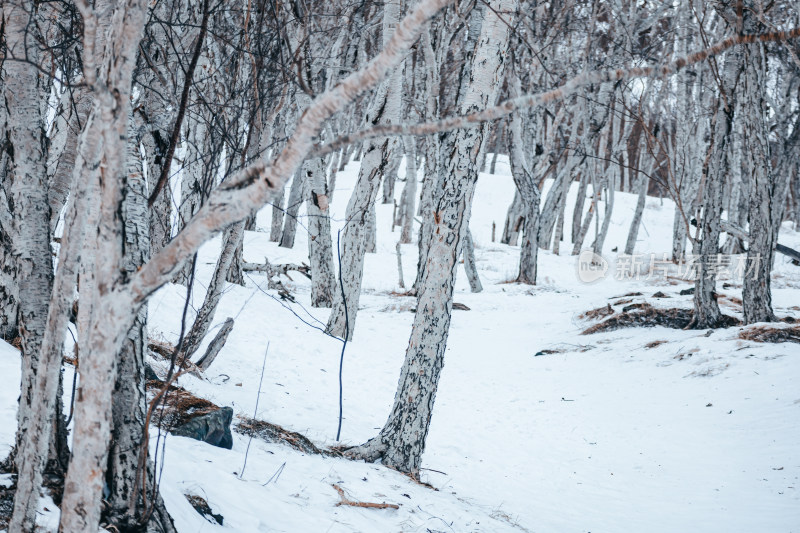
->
[313,26,800,157]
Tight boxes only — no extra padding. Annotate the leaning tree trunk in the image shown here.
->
[501,189,525,246]
[48,87,92,233]
[279,168,305,248]
[347,0,514,475]
[326,0,404,336]
[462,229,483,292]
[181,221,245,359]
[326,140,390,339]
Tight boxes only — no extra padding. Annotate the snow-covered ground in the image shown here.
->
[2,156,799,532]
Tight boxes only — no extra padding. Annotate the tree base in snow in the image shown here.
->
[581,303,739,334]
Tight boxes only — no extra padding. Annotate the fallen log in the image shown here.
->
[717,220,800,263]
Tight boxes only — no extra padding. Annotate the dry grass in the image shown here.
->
[146,381,221,428]
[581,303,740,334]
[579,304,614,320]
[148,339,176,360]
[719,294,743,308]
[645,340,668,349]
[738,325,800,344]
[581,305,695,334]
[235,415,336,456]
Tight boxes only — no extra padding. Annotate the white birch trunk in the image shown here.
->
[347,0,514,474]
[741,6,776,324]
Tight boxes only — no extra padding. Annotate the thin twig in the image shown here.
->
[241,342,270,479]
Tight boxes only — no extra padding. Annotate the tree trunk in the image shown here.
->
[507,96,541,284]
[398,137,418,244]
[326,140,390,339]
[462,229,483,292]
[182,221,245,358]
[624,156,649,255]
[501,189,524,246]
[347,0,514,475]
[4,2,70,528]
[57,1,150,529]
[305,156,336,307]
[689,64,738,329]
[106,112,176,533]
[326,0,404,333]
[741,8,776,324]
[279,168,305,248]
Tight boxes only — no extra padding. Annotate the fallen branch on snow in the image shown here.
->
[331,484,399,510]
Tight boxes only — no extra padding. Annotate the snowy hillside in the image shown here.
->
[4,156,797,532]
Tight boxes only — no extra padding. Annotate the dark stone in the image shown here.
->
[679,287,695,296]
[144,362,161,382]
[172,407,233,449]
